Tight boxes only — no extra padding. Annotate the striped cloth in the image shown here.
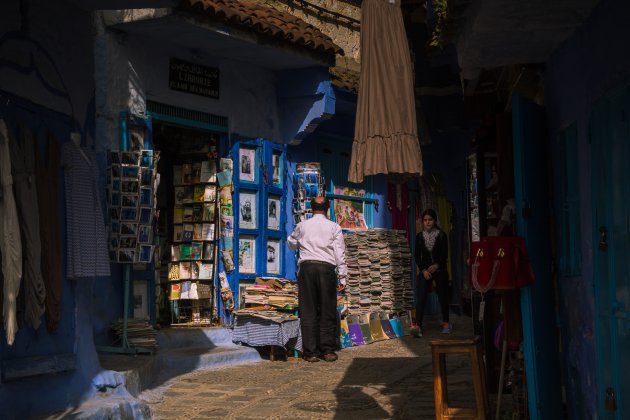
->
[60,142,110,278]
[232,314,302,351]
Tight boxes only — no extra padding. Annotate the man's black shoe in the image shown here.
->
[323,353,338,362]
[303,356,320,363]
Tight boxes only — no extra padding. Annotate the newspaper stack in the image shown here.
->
[111,318,158,350]
[241,277,298,309]
[344,229,414,314]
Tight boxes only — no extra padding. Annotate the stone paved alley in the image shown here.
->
[139,314,488,420]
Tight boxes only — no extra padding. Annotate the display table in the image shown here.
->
[232,311,302,359]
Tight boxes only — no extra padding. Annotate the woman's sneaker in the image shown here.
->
[410,323,423,337]
[440,322,452,334]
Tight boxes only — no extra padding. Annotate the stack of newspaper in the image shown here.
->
[111,318,157,350]
[241,277,298,309]
[344,229,414,314]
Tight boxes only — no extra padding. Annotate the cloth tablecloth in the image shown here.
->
[232,314,302,351]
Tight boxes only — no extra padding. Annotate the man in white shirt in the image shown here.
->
[288,196,347,362]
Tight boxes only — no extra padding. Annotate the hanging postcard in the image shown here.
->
[267,197,280,230]
[238,237,256,274]
[238,191,256,229]
[239,148,256,182]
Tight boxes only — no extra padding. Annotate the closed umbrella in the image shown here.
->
[349,0,423,183]
[0,120,23,345]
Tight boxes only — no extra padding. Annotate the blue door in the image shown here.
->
[590,84,630,418]
[512,95,563,419]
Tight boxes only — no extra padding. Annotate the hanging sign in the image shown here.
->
[169,58,219,99]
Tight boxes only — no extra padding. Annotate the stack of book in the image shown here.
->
[241,277,298,309]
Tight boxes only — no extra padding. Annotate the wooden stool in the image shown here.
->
[430,338,488,420]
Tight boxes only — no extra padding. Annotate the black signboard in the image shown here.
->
[169,58,219,99]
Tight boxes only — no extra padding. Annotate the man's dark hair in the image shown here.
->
[311,197,330,212]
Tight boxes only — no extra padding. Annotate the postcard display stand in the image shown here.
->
[167,144,219,325]
[100,114,156,355]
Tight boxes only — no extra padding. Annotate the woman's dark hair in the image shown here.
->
[311,197,330,212]
[422,208,438,221]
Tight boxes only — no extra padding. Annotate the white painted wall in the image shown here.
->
[94,22,282,151]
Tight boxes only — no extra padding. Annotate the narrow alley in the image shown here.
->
[141,314,485,420]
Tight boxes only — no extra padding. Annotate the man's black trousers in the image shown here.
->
[298,261,337,358]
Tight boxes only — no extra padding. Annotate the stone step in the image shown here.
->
[156,327,234,350]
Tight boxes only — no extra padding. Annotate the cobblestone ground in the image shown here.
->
[141,315,480,420]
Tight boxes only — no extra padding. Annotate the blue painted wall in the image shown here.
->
[545,0,630,417]
[0,2,110,417]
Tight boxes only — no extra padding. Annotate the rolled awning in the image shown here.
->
[349,0,423,184]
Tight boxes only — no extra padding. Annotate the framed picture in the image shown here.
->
[121,194,138,207]
[122,180,139,194]
[137,245,154,263]
[121,165,140,180]
[120,222,138,236]
[119,236,137,249]
[137,224,152,244]
[139,207,153,224]
[110,220,120,234]
[239,148,256,182]
[108,151,120,166]
[118,248,136,263]
[120,207,138,222]
[133,280,149,319]
[112,179,121,192]
[238,282,252,309]
[267,197,280,230]
[110,192,121,207]
[110,164,121,179]
[238,191,257,229]
[238,236,256,274]
[266,239,280,275]
[140,168,153,186]
[272,153,282,185]
[139,187,152,206]
[141,150,153,168]
[121,151,140,165]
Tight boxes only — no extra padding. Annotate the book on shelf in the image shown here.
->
[179,262,191,279]
[183,186,194,204]
[182,163,192,185]
[181,281,192,299]
[183,206,193,222]
[189,282,199,299]
[173,165,182,186]
[203,185,216,202]
[174,187,185,205]
[197,282,212,299]
[168,263,180,280]
[171,245,180,261]
[193,185,205,203]
[190,242,203,260]
[199,262,213,279]
[173,205,184,224]
[200,161,216,183]
[193,224,203,241]
[191,162,201,184]
[192,204,203,222]
[191,262,199,279]
[202,223,215,241]
[173,225,183,242]
[180,243,191,260]
[203,203,215,222]
[182,224,194,242]
[203,242,214,260]
[170,283,181,299]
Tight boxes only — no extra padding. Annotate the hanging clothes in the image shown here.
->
[9,125,46,331]
[349,0,423,183]
[60,140,110,278]
[35,133,62,332]
[0,120,23,345]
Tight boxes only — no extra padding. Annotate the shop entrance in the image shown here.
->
[590,84,630,418]
[149,110,224,326]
